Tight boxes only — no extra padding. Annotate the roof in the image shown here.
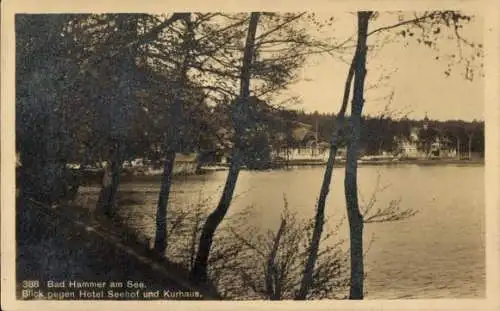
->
[292,126,316,142]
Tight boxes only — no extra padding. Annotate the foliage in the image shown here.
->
[16,14,81,203]
[162,193,350,299]
[218,199,350,300]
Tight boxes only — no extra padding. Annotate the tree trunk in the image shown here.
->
[295,57,356,300]
[153,13,192,255]
[266,218,286,300]
[344,11,372,300]
[153,150,177,253]
[190,149,243,282]
[96,143,122,217]
[190,12,261,283]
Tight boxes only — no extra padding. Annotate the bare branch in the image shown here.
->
[367,12,437,37]
[255,13,307,42]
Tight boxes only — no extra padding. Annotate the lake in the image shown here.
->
[84,164,485,299]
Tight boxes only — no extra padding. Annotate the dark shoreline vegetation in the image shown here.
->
[16,195,221,300]
[15,12,484,300]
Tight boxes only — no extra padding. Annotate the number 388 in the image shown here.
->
[22,280,39,288]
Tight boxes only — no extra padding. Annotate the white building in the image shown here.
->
[395,116,457,159]
[271,122,347,162]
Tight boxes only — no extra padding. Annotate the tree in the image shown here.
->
[62,13,194,218]
[418,126,439,157]
[16,14,81,205]
[190,12,262,283]
[295,47,355,300]
[92,15,141,217]
[341,10,482,299]
[295,10,482,300]
[144,12,330,256]
[153,13,193,255]
[189,12,339,283]
[343,12,372,299]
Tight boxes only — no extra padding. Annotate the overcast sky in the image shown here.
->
[276,12,484,121]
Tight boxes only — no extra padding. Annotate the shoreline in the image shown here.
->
[201,158,485,171]
[274,158,484,167]
[74,159,484,183]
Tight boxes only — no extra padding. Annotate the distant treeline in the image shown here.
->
[286,110,485,156]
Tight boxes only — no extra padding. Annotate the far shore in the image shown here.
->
[196,158,485,173]
[72,158,484,184]
[201,159,484,170]
[269,158,485,167]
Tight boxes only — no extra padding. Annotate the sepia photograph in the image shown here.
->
[1,0,499,310]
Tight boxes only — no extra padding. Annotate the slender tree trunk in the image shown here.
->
[190,12,261,283]
[153,149,177,253]
[153,14,192,255]
[189,209,202,270]
[266,218,286,300]
[96,142,123,217]
[344,11,372,300]
[295,57,356,300]
[190,149,243,282]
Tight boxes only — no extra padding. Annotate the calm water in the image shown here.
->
[89,164,485,299]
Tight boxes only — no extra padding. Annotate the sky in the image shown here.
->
[277,12,485,121]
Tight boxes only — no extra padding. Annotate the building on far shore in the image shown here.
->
[122,153,199,176]
[394,115,457,159]
[271,122,346,162]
